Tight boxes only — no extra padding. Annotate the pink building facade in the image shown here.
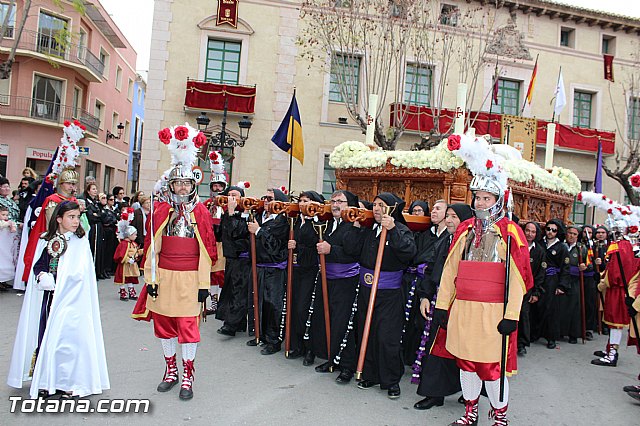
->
[0,0,137,195]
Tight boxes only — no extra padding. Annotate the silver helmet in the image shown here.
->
[470,175,505,228]
[168,163,197,205]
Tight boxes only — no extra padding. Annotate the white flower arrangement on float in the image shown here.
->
[329,138,581,196]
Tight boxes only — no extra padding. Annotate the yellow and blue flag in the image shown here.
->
[272,93,304,165]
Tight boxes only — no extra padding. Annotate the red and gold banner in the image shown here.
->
[184,80,256,114]
[217,0,239,28]
[604,54,615,82]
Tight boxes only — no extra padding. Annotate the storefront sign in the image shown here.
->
[26,147,55,161]
[217,0,239,28]
[78,146,90,156]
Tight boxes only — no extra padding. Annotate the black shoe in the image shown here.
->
[205,308,216,316]
[303,350,315,366]
[179,387,193,400]
[623,385,640,393]
[517,347,527,356]
[335,369,353,384]
[586,331,594,341]
[357,380,379,390]
[591,353,618,367]
[217,326,236,337]
[628,391,640,402]
[260,344,281,355]
[414,396,444,410]
[157,380,178,392]
[547,340,556,349]
[315,361,333,373]
[387,384,401,399]
[568,337,578,344]
[458,395,465,404]
[594,350,607,357]
[287,349,303,359]
[246,339,259,347]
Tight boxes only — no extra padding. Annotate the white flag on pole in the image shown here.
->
[554,71,566,116]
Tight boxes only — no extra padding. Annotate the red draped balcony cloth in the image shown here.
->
[184,79,256,114]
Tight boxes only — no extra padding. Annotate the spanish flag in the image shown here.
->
[272,93,304,165]
[525,54,538,105]
[606,241,619,256]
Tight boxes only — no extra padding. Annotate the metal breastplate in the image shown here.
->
[465,227,502,263]
[166,206,196,238]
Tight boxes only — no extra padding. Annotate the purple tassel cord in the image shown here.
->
[333,284,359,366]
[400,277,418,344]
[411,298,435,384]
[303,272,320,341]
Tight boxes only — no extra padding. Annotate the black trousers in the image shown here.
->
[357,285,404,388]
[312,275,359,371]
[216,257,250,331]
[290,266,319,353]
[248,267,286,346]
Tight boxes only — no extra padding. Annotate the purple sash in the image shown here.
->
[359,267,403,290]
[257,260,288,270]
[239,252,249,259]
[546,266,560,276]
[406,263,428,279]
[570,265,594,277]
[325,262,360,280]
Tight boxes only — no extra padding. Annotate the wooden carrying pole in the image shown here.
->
[578,247,587,344]
[284,218,295,357]
[250,213,260,344]
[315,224,331,363]
[355,205,393,380]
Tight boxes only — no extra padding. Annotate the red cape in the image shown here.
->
[21,193,76,282]
[132,201,217,321]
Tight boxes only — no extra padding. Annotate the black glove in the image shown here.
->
[629,305,638,317]
[625,296,636,308]
[433,308,448,330]
[198,289,209,303]
[146,284,158,298]
[497,319,518,335]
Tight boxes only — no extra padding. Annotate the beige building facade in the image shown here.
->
[141,0,640,225]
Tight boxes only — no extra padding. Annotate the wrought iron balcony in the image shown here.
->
[0,95,100,135]
[0,29,105,80]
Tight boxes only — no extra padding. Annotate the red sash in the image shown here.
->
[456,261,505,303]
[158,236,199,271]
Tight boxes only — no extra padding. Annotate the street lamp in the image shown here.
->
[196,98,252,150]
[106,122,125,143]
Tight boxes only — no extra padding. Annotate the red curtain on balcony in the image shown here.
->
[390,103,615,155]
[185,80,256,114]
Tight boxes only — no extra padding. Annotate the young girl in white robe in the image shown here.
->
[7,201,110,398]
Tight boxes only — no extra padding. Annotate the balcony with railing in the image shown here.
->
[0,29,105,81]
[0,95,100,135]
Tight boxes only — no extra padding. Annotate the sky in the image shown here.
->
[98,0,640,79]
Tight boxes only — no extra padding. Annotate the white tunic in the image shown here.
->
[7,233,110,397]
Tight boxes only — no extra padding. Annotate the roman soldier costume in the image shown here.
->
[434,134,533,426]
[18,122,84,288]
[114,208,141,301]
[132,123,217,400]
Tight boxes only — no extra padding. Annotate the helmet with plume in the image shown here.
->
[47,120,85,193]
[116,207,137,240]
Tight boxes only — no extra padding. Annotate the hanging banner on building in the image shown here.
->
[603,54,615,82]
[217,0,239,28]
[500,115,537,162]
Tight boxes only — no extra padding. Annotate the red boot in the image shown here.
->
[156,355,179,392]
[489,404,509,426]
[448,398,479,425]
[179,359,195,400]
[119,288,128,301]
[128,286,138,300]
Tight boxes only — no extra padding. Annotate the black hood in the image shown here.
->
[447,203,473,223]
[545,218,566,242]
[300,190,325,204]
[374,192,406,225]
[360,200,372,210]
[223,185,245,197]
[409,200,429,215]
[271,188,288,202]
